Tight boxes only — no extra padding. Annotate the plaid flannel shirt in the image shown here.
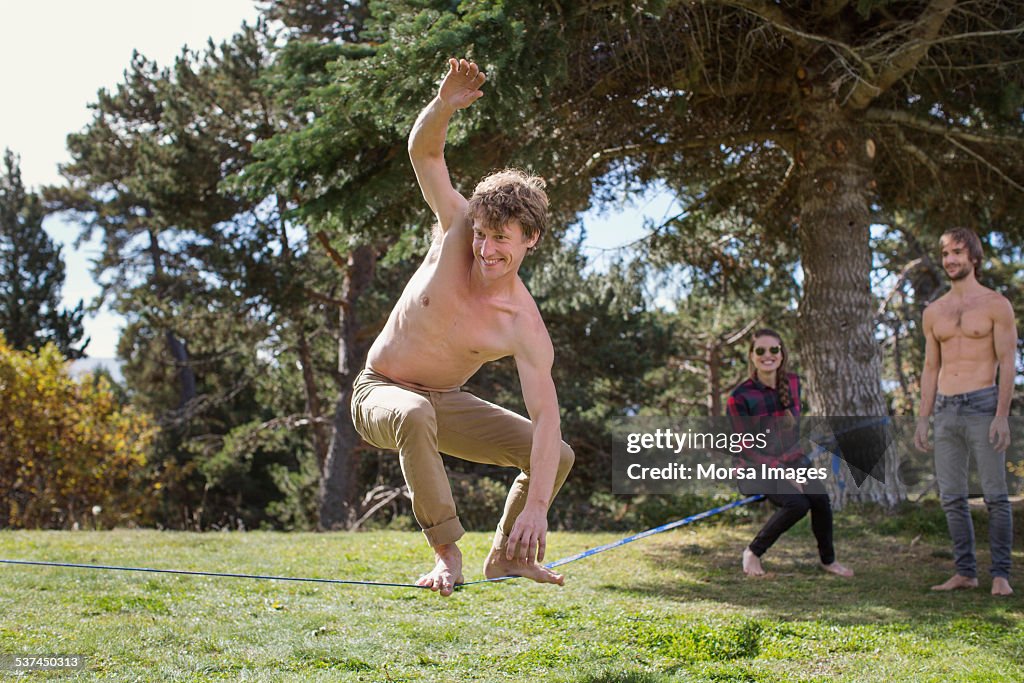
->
[726,374,805,468]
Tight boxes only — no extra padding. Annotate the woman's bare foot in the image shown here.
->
[415,543,464,596]
[742,547,766,577]
[821,561,854,578]
[484,546,564,585]
[991,577,1013,596]
[930,574,978,591]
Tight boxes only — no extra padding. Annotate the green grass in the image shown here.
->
[0,507,1022,681]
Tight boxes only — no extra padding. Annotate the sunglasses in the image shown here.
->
[754,346,781,356]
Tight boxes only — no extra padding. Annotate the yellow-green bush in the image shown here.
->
[0,335,159,528]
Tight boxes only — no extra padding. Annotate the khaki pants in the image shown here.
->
[350,367,575,547]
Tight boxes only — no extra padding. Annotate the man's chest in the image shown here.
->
[933,302,994,341]
[405,281,515,360]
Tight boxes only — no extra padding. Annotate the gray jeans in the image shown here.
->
[933,385,1012,579]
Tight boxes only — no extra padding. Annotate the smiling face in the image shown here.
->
[472,219,538,281]
[750,334,785,380]
[939,236,976,282]
[467,169,548,255]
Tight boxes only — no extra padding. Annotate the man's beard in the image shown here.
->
[947,264,972,281]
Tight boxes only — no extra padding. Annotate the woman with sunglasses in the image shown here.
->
[727,328,853,578]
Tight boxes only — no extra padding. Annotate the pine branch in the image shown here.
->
[727,0,876,77]
[893,127,941,182]
[924,24,1024,46]
[315,230,348,270]
[946,137,1024,194]
[876,258,925,317]
[722,315,765,346]
[303,287,348,309]
[846,0,958,109]
[865,108,1024,146]
[577,130,794,176]
[686,75,792,98]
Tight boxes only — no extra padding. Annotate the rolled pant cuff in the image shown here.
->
[422,516,466,547]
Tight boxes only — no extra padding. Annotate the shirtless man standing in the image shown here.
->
[914,227,1017,596]
[350,57,574,596]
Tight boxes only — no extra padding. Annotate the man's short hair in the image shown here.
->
[467,168,548,249]
[940,227,984,275]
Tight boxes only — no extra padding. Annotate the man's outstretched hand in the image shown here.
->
[439,58,486,110]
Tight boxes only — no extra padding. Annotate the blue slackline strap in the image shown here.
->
[460,494,765,586]
[0,495,764,590]
[0,558,428,588]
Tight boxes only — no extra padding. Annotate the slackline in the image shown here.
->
[0,495,764,590]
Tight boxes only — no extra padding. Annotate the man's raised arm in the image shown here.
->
[408,58,486,231]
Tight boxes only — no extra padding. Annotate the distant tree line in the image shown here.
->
[0,151,86,359]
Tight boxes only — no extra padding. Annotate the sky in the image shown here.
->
[1,1,663,359]
[1,0,262,358]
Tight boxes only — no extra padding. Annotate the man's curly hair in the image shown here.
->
[466,168,548,251]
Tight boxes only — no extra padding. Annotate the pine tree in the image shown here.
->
[249,0,1024,506]
[0,149,86,359]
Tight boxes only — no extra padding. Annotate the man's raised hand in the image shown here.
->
[439,58,486,110]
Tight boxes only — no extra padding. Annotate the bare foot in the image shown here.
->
[484,546,564,585]
[992,577,1014,596]
[930,574,978,591]
[821,561,854,578]
[742,547,766,577]
[415,543,464,597]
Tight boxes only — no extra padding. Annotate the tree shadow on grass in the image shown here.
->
[595,523,1022,629]
[575,523,1023,682]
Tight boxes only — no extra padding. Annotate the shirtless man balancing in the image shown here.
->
[350,57,574,596]
[914,228,1017,596]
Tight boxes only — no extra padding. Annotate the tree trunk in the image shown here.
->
[147,230,196,409]
[317,244,377,530]
[165,331,196,408]
[706,342,721,417]
[794,95,904,507]
[276,197,330,469]
[297,331,330,470]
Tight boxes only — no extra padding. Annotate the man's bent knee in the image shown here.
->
[940,494,969,511]
[559,443,575,476]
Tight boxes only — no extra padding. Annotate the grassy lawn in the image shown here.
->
[1,503,1022,681]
